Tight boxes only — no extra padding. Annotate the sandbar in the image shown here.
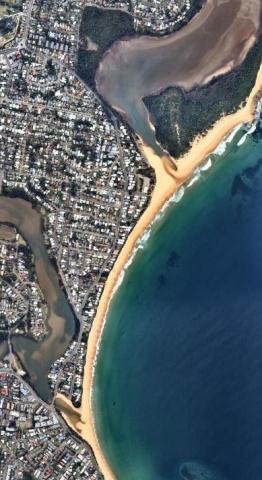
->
[96,0,261,154]
[56,63,262,480]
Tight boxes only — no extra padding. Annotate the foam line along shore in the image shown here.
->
[55,63,262,480]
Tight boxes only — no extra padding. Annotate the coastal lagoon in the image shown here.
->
[94,118,262,480]
[96,0,261,154]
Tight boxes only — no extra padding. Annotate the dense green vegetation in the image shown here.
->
[0,16,16,35]
[76,2,204,90]
[2,186,37,207]
[0,332,8,342]
[77,2,261,159]
[77,6,135,89]
[144,37,262,158]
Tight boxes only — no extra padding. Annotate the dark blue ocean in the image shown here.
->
[93,118,262,480]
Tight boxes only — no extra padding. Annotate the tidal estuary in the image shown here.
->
[96,0,261,155]
[0,197,77,401]
[0,0,261,475]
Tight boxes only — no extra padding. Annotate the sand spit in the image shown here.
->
[56,63,262,480]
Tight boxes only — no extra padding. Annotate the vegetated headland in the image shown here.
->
[0,196,78,401]
[95,0,261,157]
[77,6,135,90]
[145,25,262,158]
[57,1,262,479]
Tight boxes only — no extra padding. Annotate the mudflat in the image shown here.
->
[0,197,58,305]
[0,197,76,401]
[96,0,261,151]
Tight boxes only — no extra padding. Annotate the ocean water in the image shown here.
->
[93,118,262,480]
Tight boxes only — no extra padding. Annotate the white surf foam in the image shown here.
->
[215,124,245,154]
[201,158,212,171]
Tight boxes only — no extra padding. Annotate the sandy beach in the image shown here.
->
[56,63,262,480]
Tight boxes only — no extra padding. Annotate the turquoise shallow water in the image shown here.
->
[94,119,262,480]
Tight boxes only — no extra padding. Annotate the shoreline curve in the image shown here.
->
[55,63,262,480]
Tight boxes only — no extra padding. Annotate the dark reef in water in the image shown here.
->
[167,250,180,268]
[179,461,228,480]
[231,157,262,197]
[242,157,262,179]
[231,175,252,197]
